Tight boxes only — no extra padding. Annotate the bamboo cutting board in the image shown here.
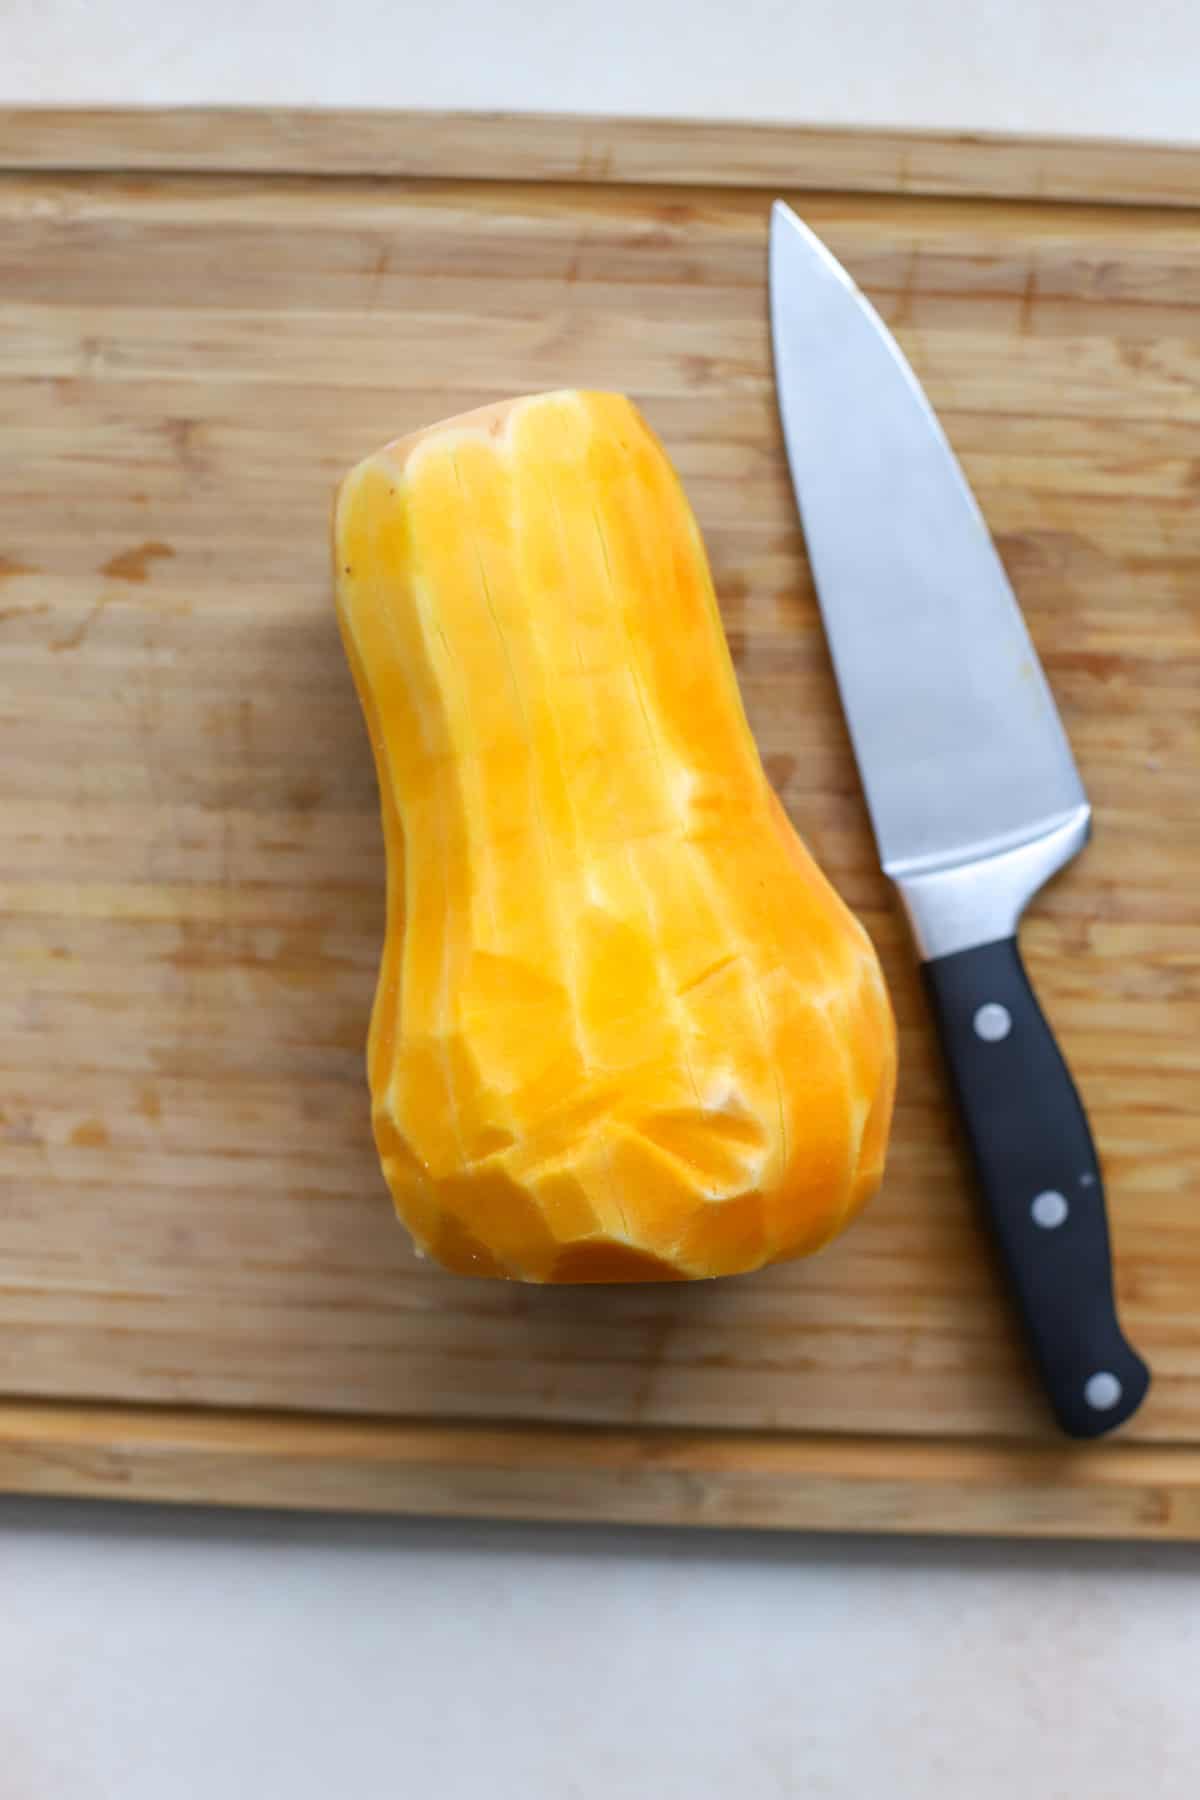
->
[1,109,1198,1537]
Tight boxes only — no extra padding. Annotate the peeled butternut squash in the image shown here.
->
[335,391,896,1282]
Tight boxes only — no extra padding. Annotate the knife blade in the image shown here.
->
[769,200,1150,1438]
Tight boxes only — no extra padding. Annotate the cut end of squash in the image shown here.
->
[335,391,897,1283]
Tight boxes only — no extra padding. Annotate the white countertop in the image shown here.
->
[4,1500,1199,1799]
[6,0,1200,142]
[4,8,1199,1796]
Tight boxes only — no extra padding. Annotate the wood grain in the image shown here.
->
[2,108,1199,208]
[0,114,1198,1534]
[5,1404,1200,1539]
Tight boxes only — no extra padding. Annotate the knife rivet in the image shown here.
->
[973,1002,1012,1042]
[1085,1371,1123,1412]
[1031,1190,1069,1230]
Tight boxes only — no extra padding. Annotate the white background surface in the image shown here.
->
[4,1500,1200,1799]
[5,0,1200,141]
[5,7,1200,1797]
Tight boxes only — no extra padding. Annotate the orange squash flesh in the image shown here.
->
[335,391,896,1282]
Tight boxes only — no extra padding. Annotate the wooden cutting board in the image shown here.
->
[2,109,1198,1537]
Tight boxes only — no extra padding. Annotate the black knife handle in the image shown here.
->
[922,936,1149,1438]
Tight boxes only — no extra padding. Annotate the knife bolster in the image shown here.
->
[889,803,1091,961]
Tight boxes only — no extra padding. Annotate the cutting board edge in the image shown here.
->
[0,106,1197,209]
[3,1401,1197,1539]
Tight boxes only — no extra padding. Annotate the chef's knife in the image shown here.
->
[769,202,1150,1438]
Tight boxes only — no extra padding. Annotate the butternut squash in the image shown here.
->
[334,391,896,1282]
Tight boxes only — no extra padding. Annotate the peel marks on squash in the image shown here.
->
[336,391,897,1282]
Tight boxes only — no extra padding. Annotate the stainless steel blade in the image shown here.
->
[769,202,1087,900]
